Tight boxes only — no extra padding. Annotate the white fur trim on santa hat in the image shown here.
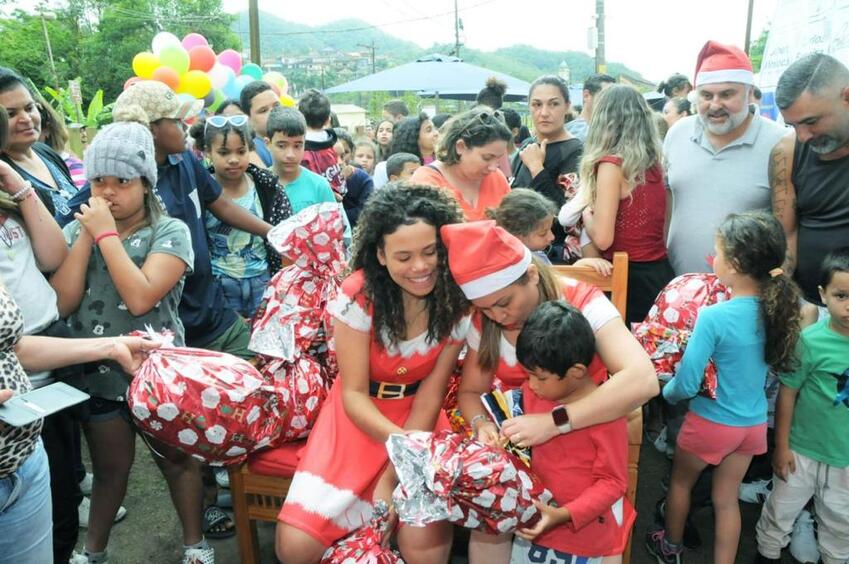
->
[460,246,533,300]
[696,68,754,86]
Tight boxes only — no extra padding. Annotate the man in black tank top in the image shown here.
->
[770,53,849,305]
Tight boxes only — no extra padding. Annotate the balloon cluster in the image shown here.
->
[129,32,296,113]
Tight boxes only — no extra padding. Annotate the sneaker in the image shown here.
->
[68,550,108,564]
[78,496,128,528]
[79,472,93,496]
[182,546,214,564]
[753,553,781,563]
[738,478,772,504]
[789,509,820,563]
[654,498,702,549]
[214,467,230,489]
[645,528,683,564]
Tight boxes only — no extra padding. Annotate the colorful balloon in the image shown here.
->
[132,52,160,79]
[205,89,226,113]
[152,31,181,55]
[181,33,209,51]
[241,63,263,81]
[151,66,180,91]
[221,70,241,100]
[208,63,230,89]
[159,45,190,75]
[188,46,216,72]
[218,49,243,75]
[179,70,212,99]
[279,94,296,108]
[263,71,288,95]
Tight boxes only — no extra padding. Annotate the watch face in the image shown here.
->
[552,406,569,426]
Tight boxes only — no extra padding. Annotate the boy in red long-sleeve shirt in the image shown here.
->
[512,300,635,563]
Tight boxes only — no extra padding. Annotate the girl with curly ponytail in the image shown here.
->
[650,210,801,563]
[276,184,470,564]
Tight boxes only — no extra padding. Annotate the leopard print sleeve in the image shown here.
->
[0,286,42,478]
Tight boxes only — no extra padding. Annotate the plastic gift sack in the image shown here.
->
[127,331,281,466]
[250,203,345,442]
[319,501,403,564]
[256,356,328,442]
[633,273,731,398]
[250,202,345,364]
[388,430,552,535]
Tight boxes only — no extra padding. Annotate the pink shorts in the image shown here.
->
[676,412,767,465]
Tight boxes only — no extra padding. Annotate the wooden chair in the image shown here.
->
[230,252,640,564]
[553,252,642,564]
[228,444,301,564]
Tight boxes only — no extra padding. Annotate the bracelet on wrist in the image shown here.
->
[94,231,120,245]
[10,181,34,202]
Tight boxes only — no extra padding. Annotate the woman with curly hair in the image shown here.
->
[411,108,512,221]
[276,184,471,564]
[372,112,438,189]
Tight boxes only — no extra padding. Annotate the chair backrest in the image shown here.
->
[552,251,638,563]
[551,252,629,319]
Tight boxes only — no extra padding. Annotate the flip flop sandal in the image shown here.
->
[202,505,235,539]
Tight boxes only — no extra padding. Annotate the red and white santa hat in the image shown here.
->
[694,40,754,87]
[441,221,532,300]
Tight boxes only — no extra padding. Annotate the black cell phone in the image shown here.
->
[0,382,89,427]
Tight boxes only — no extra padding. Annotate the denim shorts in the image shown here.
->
[510,537,605,564]
[216,272,270,319]
[0,440,52,564]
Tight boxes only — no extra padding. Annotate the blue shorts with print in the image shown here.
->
[216,272,270,319]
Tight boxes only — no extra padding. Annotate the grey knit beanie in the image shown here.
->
[84,122,158,187]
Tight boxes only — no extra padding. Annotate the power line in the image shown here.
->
[243,0,498,37]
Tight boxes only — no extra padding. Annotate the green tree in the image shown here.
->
[79,0,239,103]
[0,9,84,92]
[749,28,769,73]
[0,0,239,109]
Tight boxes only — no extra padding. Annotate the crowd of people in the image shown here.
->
[0,36,848,564]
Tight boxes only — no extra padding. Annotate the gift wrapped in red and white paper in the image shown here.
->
[128,332,281,466]
[250,202,345,365]
[319,501,403,564]
[256,356,329,442]
[633,273,731,399]
[388,430,553,535]
[249,203,345,442]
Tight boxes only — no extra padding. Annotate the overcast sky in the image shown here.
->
[221,0,778,82]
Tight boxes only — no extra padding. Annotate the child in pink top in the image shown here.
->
[512,300,634,563]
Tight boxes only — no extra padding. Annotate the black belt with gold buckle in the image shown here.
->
[368,380,421,399]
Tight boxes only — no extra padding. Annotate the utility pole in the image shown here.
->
[38,9,60,91]
[744,0,755,54]
[248,0,261,65]
[595,0,606,74]
[357,40,376,74]
[453,0,462,58]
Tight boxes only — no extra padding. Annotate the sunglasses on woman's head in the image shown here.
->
[205,114,249,132]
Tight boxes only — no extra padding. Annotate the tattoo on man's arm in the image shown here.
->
[769,146,794,219]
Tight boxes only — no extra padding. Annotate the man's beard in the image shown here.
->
[809,131,849,155]
[698,104,750,135]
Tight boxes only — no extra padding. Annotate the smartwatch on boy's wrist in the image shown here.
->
[552,405,572,434]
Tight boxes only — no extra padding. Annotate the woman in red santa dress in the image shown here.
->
[275,184,471,564]
[440,220,658,563]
